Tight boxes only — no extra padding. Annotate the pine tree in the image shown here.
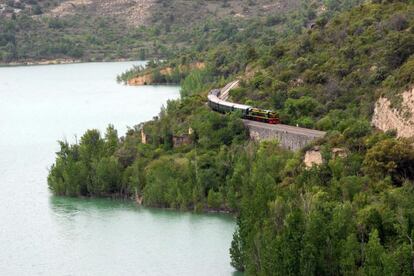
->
[230,218,245,271]
[340,234,360,276]
[364,229,384,276]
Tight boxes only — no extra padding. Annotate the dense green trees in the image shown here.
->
[180,69,211,98]
[363,138,414,183]
[48,103,248,211]
[226,129,414,274]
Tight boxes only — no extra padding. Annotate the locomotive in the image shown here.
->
[208,89,280,124]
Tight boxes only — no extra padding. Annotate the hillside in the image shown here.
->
[0,0,304,63]
[44,0,301,26]
[46,0,414,275]
[231,1,414,132]
[122,0,414,135]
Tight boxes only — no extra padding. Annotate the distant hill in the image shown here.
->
[0,0,304,63]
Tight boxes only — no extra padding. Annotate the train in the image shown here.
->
[208,89,280,124]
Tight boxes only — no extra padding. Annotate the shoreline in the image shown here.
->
[58,193,235,215]
[0,58,138,67]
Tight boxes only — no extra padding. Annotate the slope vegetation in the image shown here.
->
[0,0,302,63]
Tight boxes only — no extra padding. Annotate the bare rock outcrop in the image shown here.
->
[128,73,153,85]
[46,0,155,26]
[47,0,92,17]
[372,87,414,138]
[332,148,347,159]
[128,63,205,86]
[304,147,323,168]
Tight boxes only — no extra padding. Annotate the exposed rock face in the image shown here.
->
[140,128,148,144]
[304,147,323,168]
[48,0,92,17]
[128,63,205,86]
[135,193,143,205]
[187,62,205,71]
[332,148,347,159]
[372,87,414,138]
[46,0,155,26]
[128,73,153,85]
[245,64,260,79]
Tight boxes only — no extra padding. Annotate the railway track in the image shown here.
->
[208,81,326,148]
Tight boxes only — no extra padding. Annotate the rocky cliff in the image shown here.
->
[372,86,414,138]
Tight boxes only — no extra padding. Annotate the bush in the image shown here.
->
[207,190,223,209]
[363,138,414,184]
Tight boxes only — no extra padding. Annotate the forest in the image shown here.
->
[47,0,414,274]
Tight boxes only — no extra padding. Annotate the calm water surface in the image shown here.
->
[0,62,237,275]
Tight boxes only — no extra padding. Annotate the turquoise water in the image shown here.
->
[0,62,237,275]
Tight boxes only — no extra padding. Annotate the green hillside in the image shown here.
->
[0,0,305,63]
[122,1,413,129]
[46,0,414,274]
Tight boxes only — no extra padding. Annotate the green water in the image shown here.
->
[0,61,237,275]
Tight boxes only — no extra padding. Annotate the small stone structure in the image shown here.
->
[172,135,191,148]
[141,128,148,144]
[172,128,193,148]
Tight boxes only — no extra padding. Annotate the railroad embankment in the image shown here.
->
[214,81,326,150]
[244,120,325,151]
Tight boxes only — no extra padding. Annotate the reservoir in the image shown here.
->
[0,61,236,275]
